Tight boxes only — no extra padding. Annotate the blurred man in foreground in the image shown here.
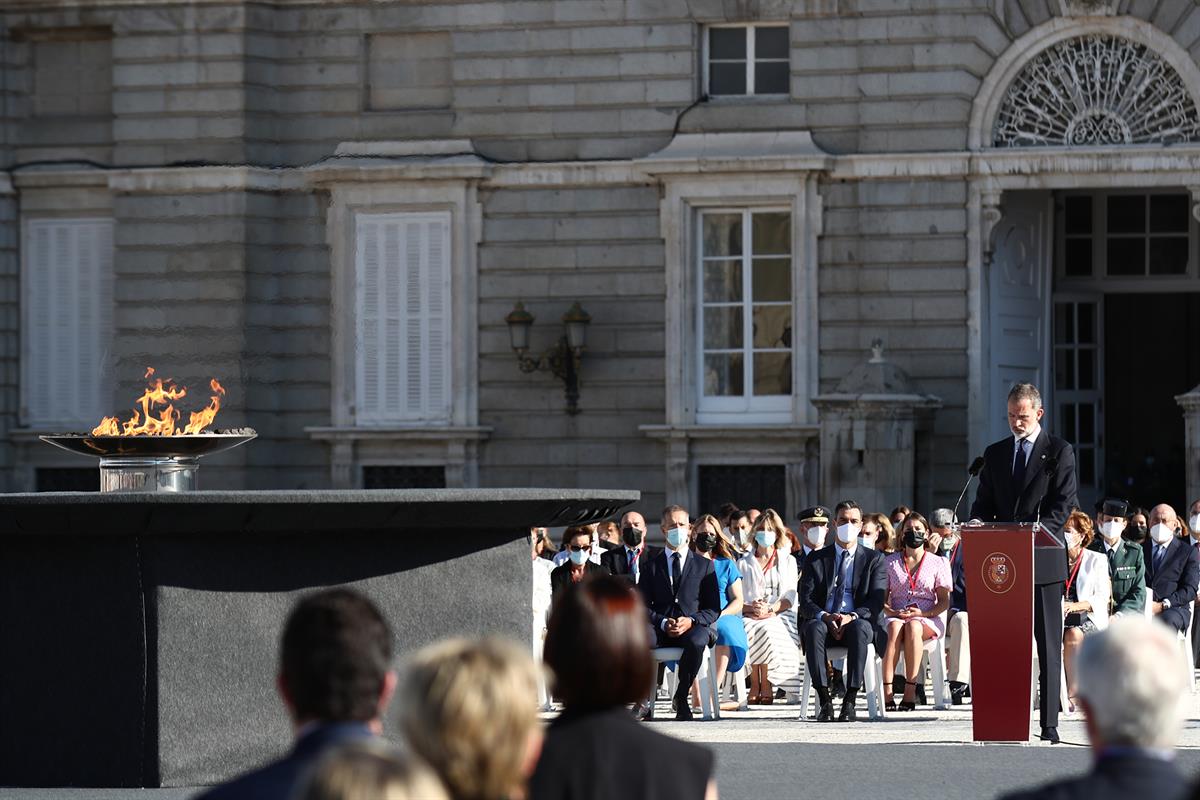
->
[998,616,1189,800]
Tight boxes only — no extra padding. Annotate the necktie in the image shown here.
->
[828,551,844,612]
[1011,437,1028,492]
[1154,545,1166,574]
[670,552,681,592]
[1107,547,1116,569]
[628,548,636,574]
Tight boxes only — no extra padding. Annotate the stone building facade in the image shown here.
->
[2,0,1199,516]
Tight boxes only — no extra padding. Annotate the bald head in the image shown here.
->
[620,511,646,531]
[1150,504,1179,529]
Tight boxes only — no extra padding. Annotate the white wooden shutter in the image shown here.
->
[355,211,451,424]
[22,218,114,427]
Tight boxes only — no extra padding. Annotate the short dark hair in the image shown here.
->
[834,500,860,516]
[1008,382,1042,410]
[727,509,751,527]
[543,575,653,710]
[661,504,688,525]
[280,588,392,723]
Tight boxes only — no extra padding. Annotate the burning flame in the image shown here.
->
[91,371,226,436]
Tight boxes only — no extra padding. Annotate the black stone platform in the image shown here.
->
[0,489,637,789]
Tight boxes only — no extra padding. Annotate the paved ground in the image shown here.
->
[7,698,1200,799]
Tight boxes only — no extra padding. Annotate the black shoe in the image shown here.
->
[816,701,835,722]
[837,698,857,722]
[950,681,968,706]
[1040,726,1060,744]
[831,672,846,699]
[675,702,694,721]
[915,682,927,705]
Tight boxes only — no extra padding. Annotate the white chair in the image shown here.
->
[892,636,951,710]
[798,643,885,720]
[1030,641,1070,713]
[532,610,552,711]
[1181,600,1196,692]
[722,660,750,711]
[648,646,720,720]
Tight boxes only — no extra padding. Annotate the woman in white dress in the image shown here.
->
[1061,509,1110,710]
[738,509,802,703]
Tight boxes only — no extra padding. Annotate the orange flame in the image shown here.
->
[91,370,226,436]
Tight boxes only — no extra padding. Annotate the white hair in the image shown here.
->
[1075,616,1188,749]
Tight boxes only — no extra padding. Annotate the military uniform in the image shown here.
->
[1088,537,1145,616]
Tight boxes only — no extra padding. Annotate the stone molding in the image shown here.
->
[305,426,492,490]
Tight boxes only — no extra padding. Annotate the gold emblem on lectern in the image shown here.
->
[982,553,1016,594]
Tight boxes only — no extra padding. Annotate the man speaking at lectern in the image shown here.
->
[970,382,1078,744]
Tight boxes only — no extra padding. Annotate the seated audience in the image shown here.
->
[1125,505,1150,544]
[195,589,395,800]
[397,638,541,800]
[1144,503,1200,632]
[1187,498,1200,664]
[601,511,659,585]
[531,527,553,561]
[532,529,554,632]
[889,505,912,530]
[739,509,803,704]
[726,508,753,555]
[798,500,887,722]
[552,524,601,567]
[861,512,894,554]
[795,505,831,566]
[880,512,951,712]
[1000,617,1189,800]
[596,520,621,550]
[925,508,957,557]
[690,514,748,711]
[531,575,717,800]
[297,740,448,800]
[639,505,721,721]
[551,526,607,603]
[943,515,969,705]
[1088,498,1146,618]
[1060,510,1111,711]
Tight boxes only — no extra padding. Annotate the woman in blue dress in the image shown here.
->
[691,513,748,711]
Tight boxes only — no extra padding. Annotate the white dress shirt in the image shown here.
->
[1013,421,1042,469]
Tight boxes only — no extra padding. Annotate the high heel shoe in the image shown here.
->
[883,682,897,712]
[898,680,918,712]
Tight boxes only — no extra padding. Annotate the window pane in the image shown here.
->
[1106,237,1145,275]
[751,212,790,255]
[1055,348,1075,390]
[709,62,746,95]
[755,26,789,59]
[752,258,791,301]
[1064,196,1091,235]
[703,260,742,302]
[1149,194,1188,233]
[1077,303,1095,344]
[709,27,747,60]
[753,352,791,396]
[1107,195,1145,234]
[702,213,742,256]
[1148,236,1188,275]
[704,306,743,349]
[704,353,744,396]
[1055,303,1075,345]
[751,305,791,348]
[1060,403,1077,441]
[1079,403,1095,443]
[1078,348,1095,390]
[1079,447,1095,485]
[1064,238,1092,277]
[754,61,789,94]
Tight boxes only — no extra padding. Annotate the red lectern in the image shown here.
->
[961,523,1035,742]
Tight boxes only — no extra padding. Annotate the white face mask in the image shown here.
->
[1190,514,1200,534]
[806,526,825,548]
[1149,523,1175,545]
[755,530,775,549]
[836,522,861,545]
[568,548,590,565]
[1100,520,1124,542]
[1064,531,1082,550]
[859,534,877,550]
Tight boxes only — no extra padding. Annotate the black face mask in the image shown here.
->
[621,526,644,548]
[903,530,926,550]
[695,532,717,552]
[1125,525,1148,543]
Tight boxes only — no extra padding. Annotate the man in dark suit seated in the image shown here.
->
[999,616,1190,800]
[639,504,721,721]
[551,526,607,602]
[195,588,395,800]
[600,510,661,585]
[1143,503,1200,633]
[799,500,887,722]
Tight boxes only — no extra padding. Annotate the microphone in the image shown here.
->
[1034,456,1060,532]
[952,456,986,525]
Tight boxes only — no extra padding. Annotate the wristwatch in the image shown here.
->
[1162,598,1173,610]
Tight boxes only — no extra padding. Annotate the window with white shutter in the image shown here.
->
[21,217,114,428]
[354,211,452,424]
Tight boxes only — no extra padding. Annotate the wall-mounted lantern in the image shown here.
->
[505,301,591,415]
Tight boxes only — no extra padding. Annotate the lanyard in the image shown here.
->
[902,551,927,593]
[761,551,777,573]
[949,540,960,566]
[1064,553,1084,597]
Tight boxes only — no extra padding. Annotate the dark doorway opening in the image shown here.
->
[1104,293,1200,510]
[697,464,786,520]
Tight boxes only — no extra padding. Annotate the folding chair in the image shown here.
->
[797,642,885,720]
[647,645,720,720]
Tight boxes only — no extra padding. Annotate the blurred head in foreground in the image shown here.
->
[544,573,654,711]
[297,740,448,800]
[396,638,541,800]
[1075,615,1188,752]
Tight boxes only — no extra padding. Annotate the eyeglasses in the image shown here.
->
[568,544,590,553]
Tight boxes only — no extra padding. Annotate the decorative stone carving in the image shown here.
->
[1177,385,1200,508]
[994,35,1200,147]
[1055,0,1116,17]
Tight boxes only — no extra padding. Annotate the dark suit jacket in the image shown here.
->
[998,752,1188,800]
[1143,536,1200,628]
[969,428,1078,584]
[193,722,374,800]
[639,549,720,629]
[550,560,607,601]
[950,541,967,613]
[600,544,662,583]
[798,545,887,624]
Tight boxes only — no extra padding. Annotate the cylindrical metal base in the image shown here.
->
[99,457,199,493]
